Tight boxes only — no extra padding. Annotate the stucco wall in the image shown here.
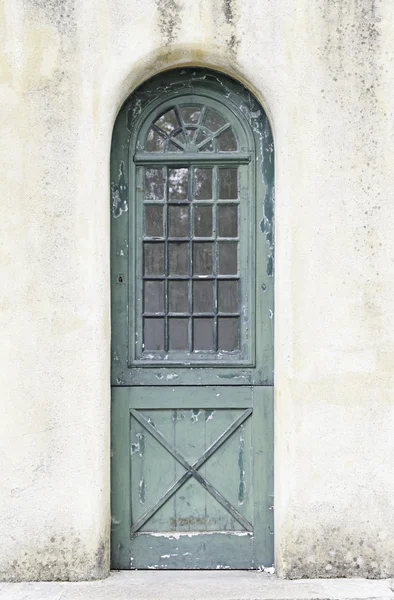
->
[1,0,394,581]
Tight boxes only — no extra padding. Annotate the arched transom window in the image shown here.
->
[145,104,238,153]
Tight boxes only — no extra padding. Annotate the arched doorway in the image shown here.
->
[110,68,274,569]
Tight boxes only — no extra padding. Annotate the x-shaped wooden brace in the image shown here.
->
[130,408,253,534]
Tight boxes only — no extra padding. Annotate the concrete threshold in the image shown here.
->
[0,571,393,600]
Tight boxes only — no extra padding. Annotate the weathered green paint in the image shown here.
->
[111,68,274,570]
[111,386,274,569]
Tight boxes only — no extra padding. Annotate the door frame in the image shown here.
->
[110,67,275,569]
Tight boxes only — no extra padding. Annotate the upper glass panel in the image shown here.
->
[144,104,239,153]
[140,165,242,360]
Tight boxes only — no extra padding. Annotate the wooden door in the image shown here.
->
[111,69,274,570]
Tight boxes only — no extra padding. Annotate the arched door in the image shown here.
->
[111,69,274,570]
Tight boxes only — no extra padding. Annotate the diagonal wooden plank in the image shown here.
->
[130,408,252,534]
[131,409,253,532]
[189,469,253,532]
[194,409,253,470]
[130,470,191,535]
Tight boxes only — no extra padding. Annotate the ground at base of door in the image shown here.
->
[0,571,393,600]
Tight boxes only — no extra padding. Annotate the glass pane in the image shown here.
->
[168,205,189,237]
[194,318,215,351]
[169,168,188,200]
[169,242,189,275]
[199,141,214,152]
[145,168,164,200]
[155,109,179,134]
[203,108,227,132]
[218,280,239,313]
[218,205,238,237]
[146,128,165,152]
[217,128,238,151]
[193,280,214,313]
[193,243,213,276]
[144,318,165,351]
[180,106,201,124]
[194,205,212,237]
[172,131,186,145]
[144,243,165,276]
[169,281,189,313]
[219,168,238,199]
[218,242,237,275]
[144,205,163,237]
[218,317,239,351]
[196,130,209,145]
[194,168,212,200]
[144,281,165,313]
[169,318,189,350]
[168,141,182,152]
[185,127,197,144]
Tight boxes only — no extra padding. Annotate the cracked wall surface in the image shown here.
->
[0,0,394,581]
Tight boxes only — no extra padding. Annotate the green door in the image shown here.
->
[111,69,274,570]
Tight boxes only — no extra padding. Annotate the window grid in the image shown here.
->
[144,103,239,154]
[142,165,241,354]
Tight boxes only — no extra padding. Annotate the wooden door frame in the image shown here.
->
[110,67,275,569]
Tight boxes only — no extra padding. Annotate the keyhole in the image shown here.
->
[118,275,124,284]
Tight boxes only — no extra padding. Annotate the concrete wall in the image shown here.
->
[1,0,393,581]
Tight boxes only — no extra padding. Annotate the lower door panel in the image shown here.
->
[111,386,273,569]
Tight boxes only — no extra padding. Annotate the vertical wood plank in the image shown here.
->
[252,386,274,568]
[111,388,132,569]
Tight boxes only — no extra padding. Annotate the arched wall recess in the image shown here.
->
[110,68,274,570]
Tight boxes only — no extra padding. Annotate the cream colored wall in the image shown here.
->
[1,0,393,581]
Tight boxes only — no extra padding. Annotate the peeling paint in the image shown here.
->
[111,163,128,219]
[259,565,275,574]
[238,425,246,505]
[205,409,216,422]
[191,409,201,422]
[145,531,252,538]
[131,432,145,457]
[166,373,179,380]
[139,478,146,504]
[218,372,248,380]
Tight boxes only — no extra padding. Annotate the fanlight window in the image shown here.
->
[145,104,239,153]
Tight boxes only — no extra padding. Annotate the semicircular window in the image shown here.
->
[145,105,239,153]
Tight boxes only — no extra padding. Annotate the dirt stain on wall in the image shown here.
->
[155,0,182,45]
